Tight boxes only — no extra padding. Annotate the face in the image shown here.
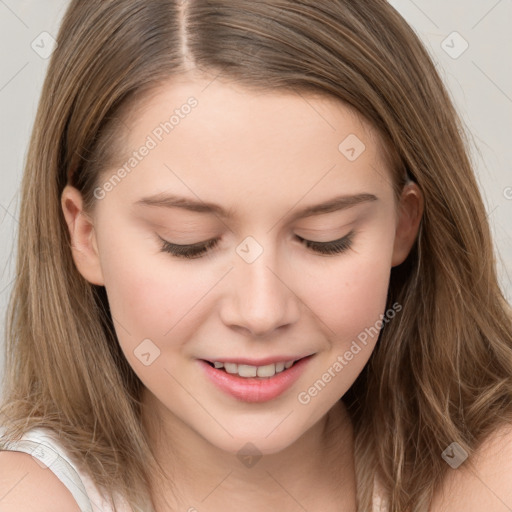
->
[62,75,422,455]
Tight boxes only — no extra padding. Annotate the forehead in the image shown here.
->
[123,75,376,147]
[101,75,393,220]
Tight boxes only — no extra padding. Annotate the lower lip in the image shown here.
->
[198,356,313,403]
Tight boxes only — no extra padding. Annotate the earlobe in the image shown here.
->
[61,185,105,286]
[391,182,424,267]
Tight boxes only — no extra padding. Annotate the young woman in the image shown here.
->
[1,1,511,511]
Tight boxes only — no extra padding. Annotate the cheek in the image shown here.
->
[295,245,394,413]
[307,232,394,346]
[97,226,212,346]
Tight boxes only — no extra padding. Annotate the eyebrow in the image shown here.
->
[134,192,378,220]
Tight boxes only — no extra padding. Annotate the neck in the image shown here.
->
[141,390,356,512]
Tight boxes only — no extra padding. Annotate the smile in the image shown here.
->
[199,355,314,402]
[205,360,296,378]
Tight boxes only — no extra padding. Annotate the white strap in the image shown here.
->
[0,430,93,512]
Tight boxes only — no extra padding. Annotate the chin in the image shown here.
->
[199,421,307,457]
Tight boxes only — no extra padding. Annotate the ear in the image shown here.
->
[391,181,424,267]
[61,185,105,286]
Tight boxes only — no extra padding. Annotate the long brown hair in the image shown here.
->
[1,1,511,510]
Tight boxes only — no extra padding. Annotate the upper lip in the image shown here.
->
[201,354,315,366]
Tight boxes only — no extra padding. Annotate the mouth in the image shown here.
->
[202,357,304,378]
[198,354,315,403]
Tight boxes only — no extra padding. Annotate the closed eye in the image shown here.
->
[296,231,354,256]
[159,231,355,260]
[159,237,219,259]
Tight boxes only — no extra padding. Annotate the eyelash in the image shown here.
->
[159,231,355,260]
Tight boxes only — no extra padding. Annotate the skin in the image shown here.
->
[61,73,423,511]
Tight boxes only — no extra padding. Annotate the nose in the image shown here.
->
[220,244,301,337]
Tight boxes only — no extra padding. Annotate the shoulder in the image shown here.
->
[0,450,81,512]
[430,423,512,511]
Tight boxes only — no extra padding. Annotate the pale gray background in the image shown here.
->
[1,1,511,380]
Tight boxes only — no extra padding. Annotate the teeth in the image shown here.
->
[211,360,296,378]
[257,364,276,377]
[238,365,257,377]
[224,362,238,374]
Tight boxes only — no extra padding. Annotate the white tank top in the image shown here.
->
[0,426,132,511]
[0,426,388,511]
